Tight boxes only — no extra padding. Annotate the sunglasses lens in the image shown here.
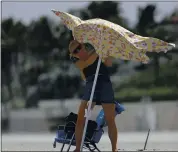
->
[73,48,80,54]
[70,56,79,63]
[73,45,81,54]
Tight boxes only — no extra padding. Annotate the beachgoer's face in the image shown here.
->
[69,41,89,61]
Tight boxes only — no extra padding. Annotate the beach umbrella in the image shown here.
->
[52,9,175,63]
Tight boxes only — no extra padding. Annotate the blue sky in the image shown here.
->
[2,1,178,27]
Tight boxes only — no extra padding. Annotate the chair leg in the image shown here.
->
[53,140,56,148]
[60,134,68,152]
[66,133,75,152]
[85,143,94,152]
[92,143,101,152]
[85,143,97,152]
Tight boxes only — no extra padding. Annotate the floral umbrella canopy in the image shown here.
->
[52,9,175,63]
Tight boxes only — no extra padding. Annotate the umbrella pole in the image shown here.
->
[80,57,102,151]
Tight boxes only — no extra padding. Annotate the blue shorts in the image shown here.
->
[81,74,115,105]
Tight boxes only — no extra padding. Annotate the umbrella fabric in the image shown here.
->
[73,19,175,63]
[51,9,83,31]
[52,10,175,63]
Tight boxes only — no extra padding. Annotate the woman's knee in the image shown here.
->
[77,101,87,119]
[76,115,86,126]
[78,100,95,113]
[106,117,116,126]
[77,100,95,122]
[102,103,116,122]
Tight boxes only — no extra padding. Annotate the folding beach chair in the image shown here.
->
[53,101,125,152]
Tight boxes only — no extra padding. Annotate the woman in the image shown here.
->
[69,40,118,152]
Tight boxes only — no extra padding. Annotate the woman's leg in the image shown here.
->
[102,103,118,152]
[74,100,96,152]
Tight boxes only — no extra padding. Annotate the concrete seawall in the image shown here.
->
[8,99,178,132]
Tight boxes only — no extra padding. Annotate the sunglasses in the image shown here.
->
[70,56,79,63]
[72,44,82,54]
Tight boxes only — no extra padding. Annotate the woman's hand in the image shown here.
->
[104,57,113,67]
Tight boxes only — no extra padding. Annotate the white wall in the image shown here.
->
[8,100,178,132]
